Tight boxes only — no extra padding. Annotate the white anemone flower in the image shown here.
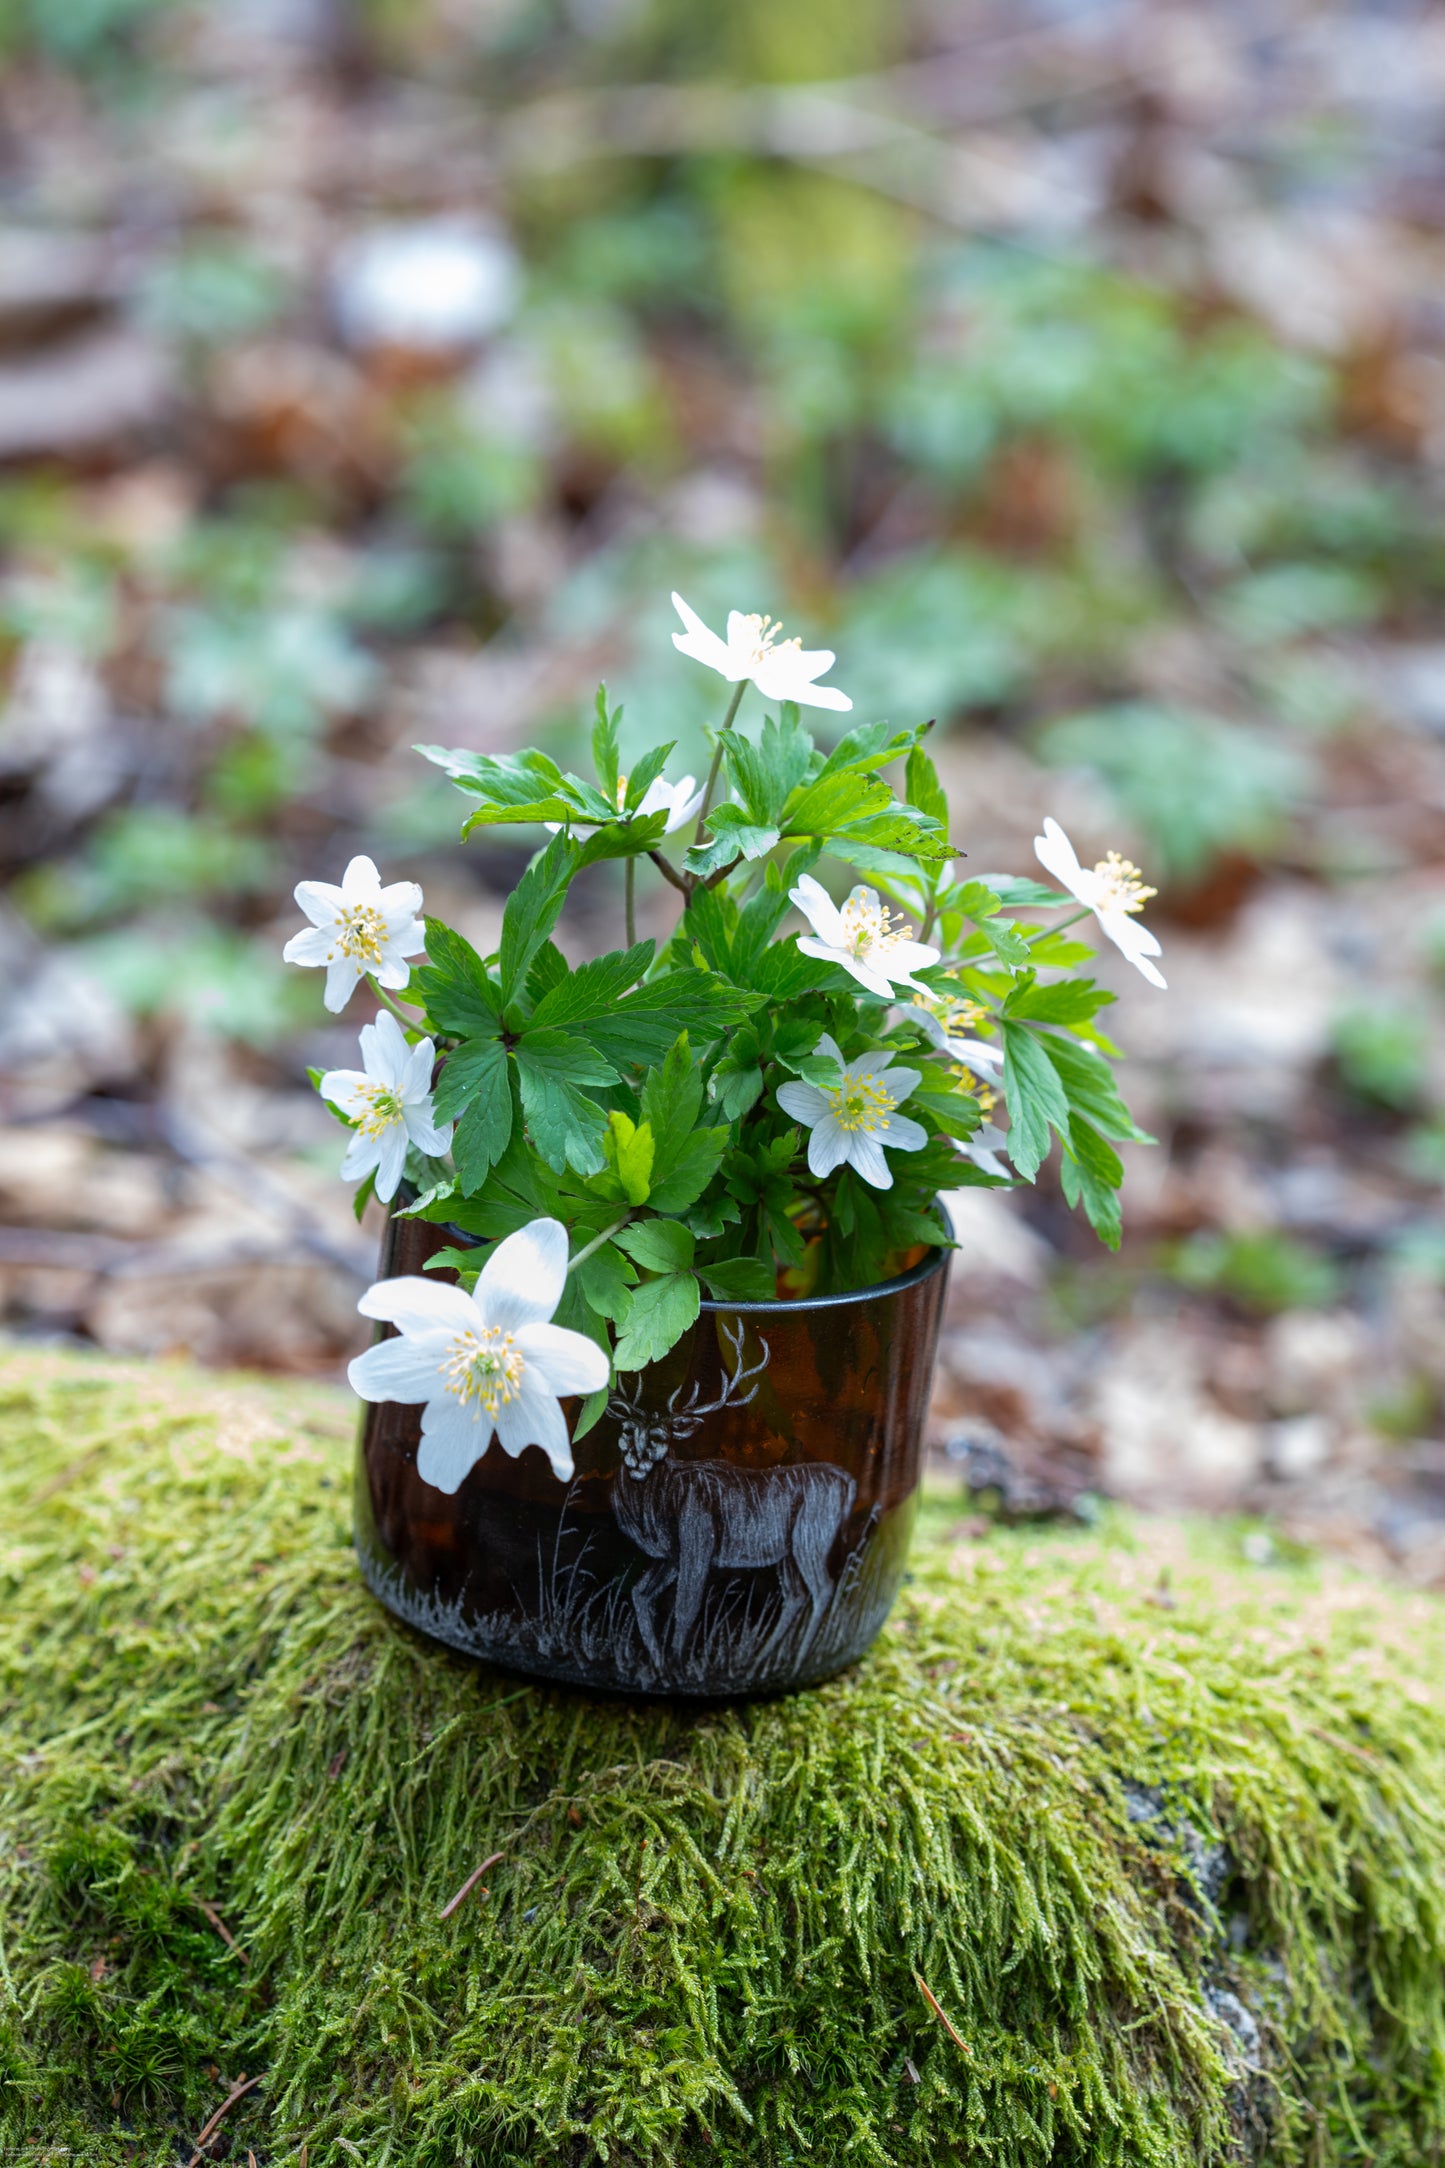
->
[546,771,704,837]
[776,1034,927,1191]
[319,1010,453,1205]
[957,1125,1011,1182]
[670,592,852,712]
[907,999,1004,1075]
[1034,817,1166,990]
[283,854,426,1014]
[348,1217,609,1490]
[791,874,941,1000]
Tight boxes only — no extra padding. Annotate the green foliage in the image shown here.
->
[1038,704,1310,884]
[1166,1230,1343,1314]
[6,1353,1445,2164]
[1332,1004,1432,1112]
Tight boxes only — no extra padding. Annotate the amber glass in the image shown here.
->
[354,1209,950,1697]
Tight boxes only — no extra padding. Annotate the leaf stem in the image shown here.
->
[692,679,748,846]
[1027,906,1093,941]
[647,848,688,894]
[624,855,637,949]
[567,1214,632,1275]
[365,975,422,1029]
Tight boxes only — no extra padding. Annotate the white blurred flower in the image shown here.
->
[546,771,704,837]
[670,592,852,712]
[283,854,426,1014]
[320,1010,452,1205]
[776,1034,927,1192]
[908,998,1004,1075]
[1033,817,1166,989]
[348,1218,609,1490]
[956,1125,1011,1182]
[791,874,940,1000]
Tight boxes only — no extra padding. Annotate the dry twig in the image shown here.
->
[185,2072,262,2164]
[438,1849,506,1921]
[916,1975,973,2055]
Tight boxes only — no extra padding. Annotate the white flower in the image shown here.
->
[348,1217,609,1490]
[790,874,941,1000]
[546,771,704,837]
[907,999,1004,1075]
[776,1034,927,1192]
[956,1125,1011,1181]
[319,1010,453,1205]
[283,854,426,1014]
[1033,817,1166,990]
[670,592,852,712]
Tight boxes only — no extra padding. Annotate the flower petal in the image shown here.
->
[874,1111,927,1153]
[770,675,852,713]
[324,955,362,1013]
[495,1375,574,1481]
[848,1132,893,1189]
[378,879,425,926]
[358,1274,479,1335]
[885,939,942,976]
[475,1216,568,1332]
[348,1334,447,1404]
[341,855,382,898]
[374,1125,410,1202]
[403,1105,453,1157]
[806,1116,852,1179]
[371,950,417,991]
[670,592,736,677]
[789,874,845,947]
[836,952,899,1002]
[340,1129,383,1181]
[364,1008,412,1082]
[776,1080,833,1126]
[283,924,335,965]
[1033,817,1086,900]
[320,1067,371,1116]
[516,1321,610,1398]
[1098,911,1167,988]
[417,1400,494,1494]
[293,879,344,928]
[874,1064,921,1104]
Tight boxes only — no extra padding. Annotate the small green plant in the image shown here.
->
[1167,1229,1341,1315]
[1332,1003,1432,1111]
[283,595,1165,1491]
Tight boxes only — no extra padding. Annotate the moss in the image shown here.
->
[2,1347,1445,2166]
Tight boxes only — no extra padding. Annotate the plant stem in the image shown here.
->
[366,975,421,1028]
[624,855,637,949]
[1027,906,1093,941]
[567,1214,631,1275]
[647,849,688,894]
[692,679,748,846]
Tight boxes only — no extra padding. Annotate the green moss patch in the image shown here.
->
[3,1346,1445,2166]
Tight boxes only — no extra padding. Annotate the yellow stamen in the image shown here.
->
[738,612,802,669]
[827,1073,897,1135]
[330,902,389,967]
[1091,851,1156,916]
[354,1084,404,1139]
[838,892,917,960]
[441,1327,525,1418]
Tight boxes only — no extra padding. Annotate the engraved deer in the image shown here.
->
[609,1318,857,1674]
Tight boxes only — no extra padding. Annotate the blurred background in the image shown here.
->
[1,0,1444,1574]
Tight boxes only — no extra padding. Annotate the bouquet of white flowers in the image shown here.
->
[286,592,1164,1487]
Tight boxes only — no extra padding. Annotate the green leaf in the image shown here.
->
[983,875,1067,909]
[697,1256,776,1301]
[905,745,949,830]
[577,1241,636,1324]
[408,921,502,1039]
[436,1039,513,1191]
[1064,1115,1124,1249]
[981,917,1031,969]
[648,1127,728,1213]
[583,972,751,1071]
[681,832,743,881]
[498,833,577,999]
[1004,978,1116,1025]
[611,1271,701,1371]
[591,686,620,802]
[528,943,654,1034]
[1001,1022,1070,1181]
[525,940,571,1007]
[616,1219,695,1274]
[421,1246,481,1286]
[605,1111,655,1206]
[572,1384,612,1442]
[514,1029,616,1176]
[639,1035,703,1179]
[622,739,675,812]
[696,802,780,860]
[1039,1032,1153,1143]
[351,1167,377,1224]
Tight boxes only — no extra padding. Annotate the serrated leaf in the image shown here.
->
[616,1219,695,1274]
[528,943,654,1033]
[514,1028,615,1176]
[639,1035,703,1180]
[648,1127,728,1213]
[611,1270,701,1371]
[583,971,750,1071]
[408,921,502,1039]
[1004,978,1116,1025]
[1001,1021,1070,1181]
[592,685,620,800]
[499,833,577,999]
[697,1256,777,1301]
[622,739,675,811]
[437,1040,513,1191]
[1039,1031,1153,1143]
[905,745,949,830]
[1065,1115,1123,1249]
[605,1111,655,1205]
[577,1241,636,1324]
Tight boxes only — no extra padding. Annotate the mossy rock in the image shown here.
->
[3,1348,1445,2166]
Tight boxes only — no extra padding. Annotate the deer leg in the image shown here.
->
[788,1485,852,1657]
[668,1493,716,1658]
[630,1561,674,1675]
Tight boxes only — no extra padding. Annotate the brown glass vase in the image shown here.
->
[354,1207,950,1697]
